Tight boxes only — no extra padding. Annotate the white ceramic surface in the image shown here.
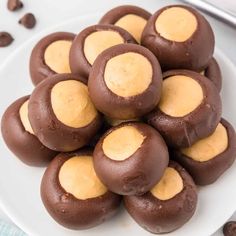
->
[0,14,236,236]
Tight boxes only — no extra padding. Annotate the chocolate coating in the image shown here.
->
[87,121,110,148]
[1,96,57,166]
[141,5,215,71]
[99,5,151,25]
[0,32,14,47]
[204,57,222,92]
[124,161,197,234]
[88,43,163,119]
[7,0,23,11]
[223,221,236,236]
[69,24,137,78]
[99,5,151,41]
[30,32,75,86]
[28,73,102,152]
[41,150,121,229]
[172,119,236,185]
[93,122,169,195]
[146,70,222,148]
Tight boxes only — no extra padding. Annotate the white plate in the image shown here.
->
[0,14,236,236]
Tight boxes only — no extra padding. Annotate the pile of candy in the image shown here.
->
[2,4,235,234]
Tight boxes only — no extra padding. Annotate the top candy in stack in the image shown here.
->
[1,4,235,235]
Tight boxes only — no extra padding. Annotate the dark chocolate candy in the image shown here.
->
[19,13,36,29]
[41,150,121,229]
[69,24,137,78]
[7,0,23,11]
[99,5,151,43]
[141,5,214,71]
[223,221,236,236]
[1,96,57,166]
[146,69,222,148]
[28,73,102,152]
[99,5,151,25]
[93,122,169,195]
[30,32,75,86]
[88,43,163,119]
[124,161,198,234]
[0,32,14,47]
[172,118,236,185]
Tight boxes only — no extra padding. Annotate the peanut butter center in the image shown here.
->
[59,156,107,200]
[115,14,147,43]
[182,123,228,162]
[44,40,72,73]
[84,30,124,65]
[19,100,34,135]
[151,167,183,200]
[102,125,145,161]
[155,7,197,42]
[51,80,97,128]
[159,75,203,117]
[104,52,152,97]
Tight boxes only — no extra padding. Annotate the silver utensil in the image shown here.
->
[181,0,236,28]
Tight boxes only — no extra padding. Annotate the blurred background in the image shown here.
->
[0,0,235,235]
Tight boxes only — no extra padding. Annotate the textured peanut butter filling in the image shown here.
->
[84,30,124,65]
[51,80,97,128]
[104,52,152,97]
[151,167,183,200]
[44,40,72,73]
[182,123,228,162]
[59,156,107,200]
[159,75,203,117]
[155,7,197,42]
[19,100,34,135]
[102,125,145,161]
[115,14,147,43]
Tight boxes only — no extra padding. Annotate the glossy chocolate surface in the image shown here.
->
[1,95,57,166]
[28,73,102,152]
[141,5,215,71]
[124,161,197,234]
[172,118,236,185]
[146,69,222,148]
[93,122,169,195]
[69,24,137,78]
[41,150,121,229]
[88,44,163,119]
[30,32,75,86]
